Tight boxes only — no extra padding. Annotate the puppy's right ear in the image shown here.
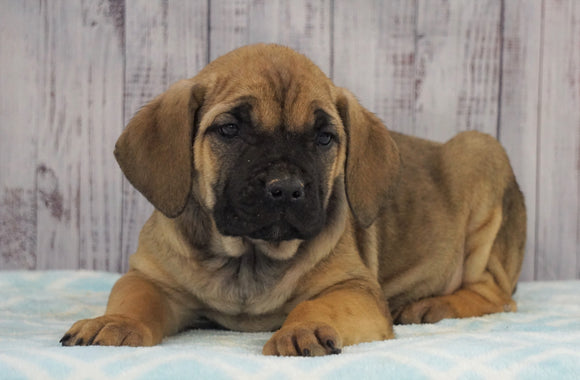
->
[114,80,205,218]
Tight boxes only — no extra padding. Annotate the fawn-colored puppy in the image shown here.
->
[62,44,526,356]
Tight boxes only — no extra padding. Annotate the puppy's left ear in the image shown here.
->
[114,80,205,218]
[336,88,400,228]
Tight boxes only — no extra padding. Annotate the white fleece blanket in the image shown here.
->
[0,271,579,379]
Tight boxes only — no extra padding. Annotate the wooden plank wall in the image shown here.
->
[0,0,578,281]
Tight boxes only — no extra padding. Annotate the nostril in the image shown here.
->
[270,188,283,199]
[291,188,305,200]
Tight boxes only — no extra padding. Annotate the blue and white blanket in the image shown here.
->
[0,271,579,379]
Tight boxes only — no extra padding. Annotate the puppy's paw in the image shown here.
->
[60,315,154,347]
[262,322,342,357]
[397,298,456,324]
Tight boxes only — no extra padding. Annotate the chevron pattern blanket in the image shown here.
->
[0,271,579,379]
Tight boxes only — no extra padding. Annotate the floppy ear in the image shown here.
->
[114,80,204,218]
[336,88,400,228]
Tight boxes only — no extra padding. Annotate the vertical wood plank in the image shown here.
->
[0,1,41,269]
[415,0,502,141]
[210,0,332,75]
[122,1,167,271]
[333,0,416,132]
[123,0,208,271]
[498,0,542,281]
[35,0,125,271]
[0,1,579,279]
[536,0,580,280]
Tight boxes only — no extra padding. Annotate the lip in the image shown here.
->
[246,222,302,242]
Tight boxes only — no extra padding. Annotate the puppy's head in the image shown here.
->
[115,44,399,255]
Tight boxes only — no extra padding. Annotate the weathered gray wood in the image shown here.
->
[210,0,332,75]
[0,0,579,280]
[0,1,42,269]
[333,0,416,133]
[535,0,580,280]
[122,0,208,271]
[498,0,542,281]
[414,0,502,141]
[34,0,125,270]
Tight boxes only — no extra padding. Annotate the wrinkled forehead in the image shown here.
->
[200,64,337,132]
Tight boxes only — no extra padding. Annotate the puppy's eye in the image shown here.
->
[218,124,239,138]
[316,132,334,146]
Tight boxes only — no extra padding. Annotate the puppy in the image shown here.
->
[61,44,526,356]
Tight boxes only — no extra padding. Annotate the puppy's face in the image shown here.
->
[115,44,399,259]
[193,52,346,243]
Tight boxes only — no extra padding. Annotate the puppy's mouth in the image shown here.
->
[246,221,304,242]
[216,211,323,242]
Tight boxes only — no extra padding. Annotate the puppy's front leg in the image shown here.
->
[263,280,394,356]
[61,271,180,346]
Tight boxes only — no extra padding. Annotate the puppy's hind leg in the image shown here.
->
[397,180,526,324]
[396,272,515,324]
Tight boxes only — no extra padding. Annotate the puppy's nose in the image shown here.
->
[266,177,305,202]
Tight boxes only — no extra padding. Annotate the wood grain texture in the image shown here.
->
[210,0,332,75]
[0,1,42,269]
[333,0,416,132]
[535,0,580,280]
[35,0,125,270]
[0,0,578,280]
[414,0,501,140]
[498,0,542,281]
[122,0,208,271]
